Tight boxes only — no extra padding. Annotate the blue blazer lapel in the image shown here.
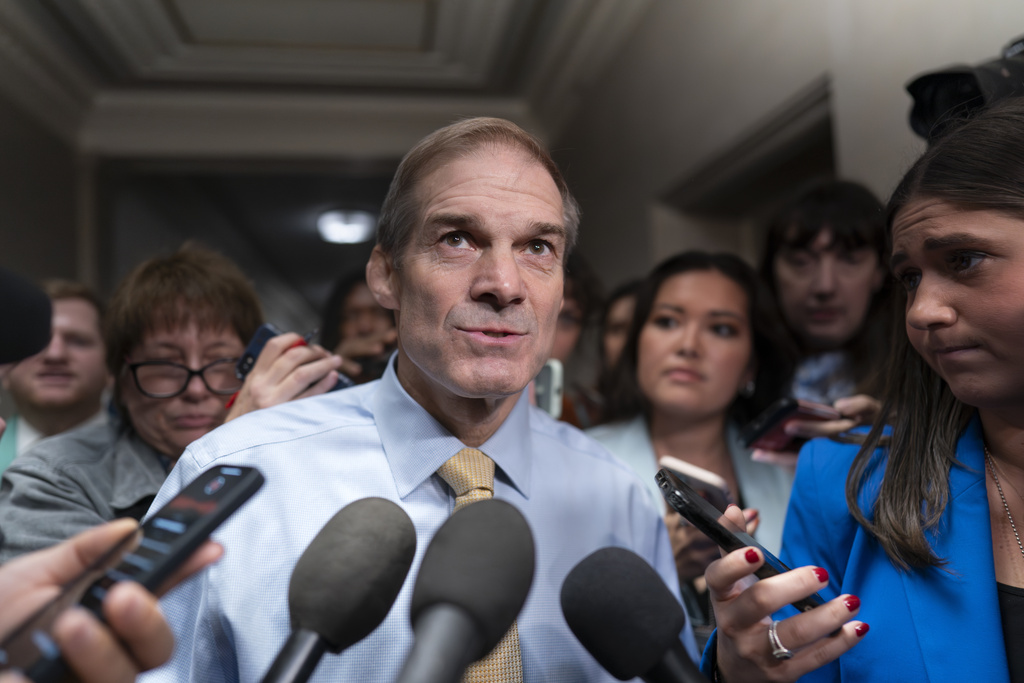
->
[900,418,1009,682]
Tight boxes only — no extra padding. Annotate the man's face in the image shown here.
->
[369,145,566,408]
[3,298,108,415]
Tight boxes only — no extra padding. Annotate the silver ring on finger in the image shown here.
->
[768,620,794,660]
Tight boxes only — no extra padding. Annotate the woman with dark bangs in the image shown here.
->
[703,97,1024,683]
[754,180,894,461]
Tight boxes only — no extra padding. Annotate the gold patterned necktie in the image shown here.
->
[436,448,524,683]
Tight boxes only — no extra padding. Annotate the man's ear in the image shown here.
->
[366,246,400,311]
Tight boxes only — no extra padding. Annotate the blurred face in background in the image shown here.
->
[550,293,583,363]
[3,297,109,419]
[637,270,754,423]
[338,282,395,344]
[773,228,885,351]
[602,292,636,369]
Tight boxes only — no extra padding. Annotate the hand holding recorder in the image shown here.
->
[0,519,222,683]
[0,466,263,683]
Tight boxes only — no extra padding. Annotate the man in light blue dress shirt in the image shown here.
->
[141,117,696,682]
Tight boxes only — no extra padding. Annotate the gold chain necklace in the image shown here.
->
[985,446,1024,563]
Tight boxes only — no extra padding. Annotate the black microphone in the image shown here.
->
[260,497,417,683]
[394,499,535,683]
[560,547,708,683]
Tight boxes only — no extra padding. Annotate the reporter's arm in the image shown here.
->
[0,519,222,683]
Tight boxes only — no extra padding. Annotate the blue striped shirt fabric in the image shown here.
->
[139,360,697,682]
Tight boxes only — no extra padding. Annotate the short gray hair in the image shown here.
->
[376,117,580,266]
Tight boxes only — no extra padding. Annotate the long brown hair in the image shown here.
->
[846,98,1024,569]
[603,251,796,427]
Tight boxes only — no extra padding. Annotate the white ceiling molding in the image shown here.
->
[81,90,539,158]
[73,0,523,87]
[0,0,652,156]
[0,0,96,142]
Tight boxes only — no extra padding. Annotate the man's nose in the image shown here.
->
[470,249,526,308]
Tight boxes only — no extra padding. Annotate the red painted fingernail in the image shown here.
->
[844,595,861,612]
[745,548,759,563]
[288,339,308,350]
[855,623,870,637]
[813,567,829,583]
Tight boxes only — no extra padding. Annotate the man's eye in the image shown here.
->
[527,240,555,256]
[443,233,467,247]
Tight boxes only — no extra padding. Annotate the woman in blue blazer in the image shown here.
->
[702,99,1024,683]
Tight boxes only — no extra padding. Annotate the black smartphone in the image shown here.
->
[236,323,355,391]
[0,465,265,682]
[236,323,284,381]
[655,468,825,613]
[739,397,840,452]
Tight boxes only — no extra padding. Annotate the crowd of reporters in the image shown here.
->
[0,93,1023,683]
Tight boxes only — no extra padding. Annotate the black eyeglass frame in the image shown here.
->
[126,358,242,399]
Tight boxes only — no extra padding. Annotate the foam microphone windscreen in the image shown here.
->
[410,499,535,660]
[0,268,51,364]
[288,497,417,652]
[561,547,688,680]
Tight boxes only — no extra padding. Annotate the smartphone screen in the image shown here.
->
[655,468,825,613]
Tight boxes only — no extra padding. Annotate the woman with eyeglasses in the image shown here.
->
[0,244,341,561]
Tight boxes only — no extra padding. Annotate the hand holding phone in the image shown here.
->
[227,324,348,422]
[0,466,264,682]
[690,480,867,683]
[655,468,825,613]
[740,398,841,453]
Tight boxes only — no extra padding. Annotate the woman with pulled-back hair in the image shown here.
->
[587,251,796,647]
[702,97,1024,683]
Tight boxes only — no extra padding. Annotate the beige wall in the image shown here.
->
[830,0,1024,197]
[556,0,1024,286]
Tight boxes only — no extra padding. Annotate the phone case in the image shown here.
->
[656,455,733,512]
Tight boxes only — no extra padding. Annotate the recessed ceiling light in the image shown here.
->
[317,210,377,244]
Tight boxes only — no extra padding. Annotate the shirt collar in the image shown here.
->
[374,356,533,500]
